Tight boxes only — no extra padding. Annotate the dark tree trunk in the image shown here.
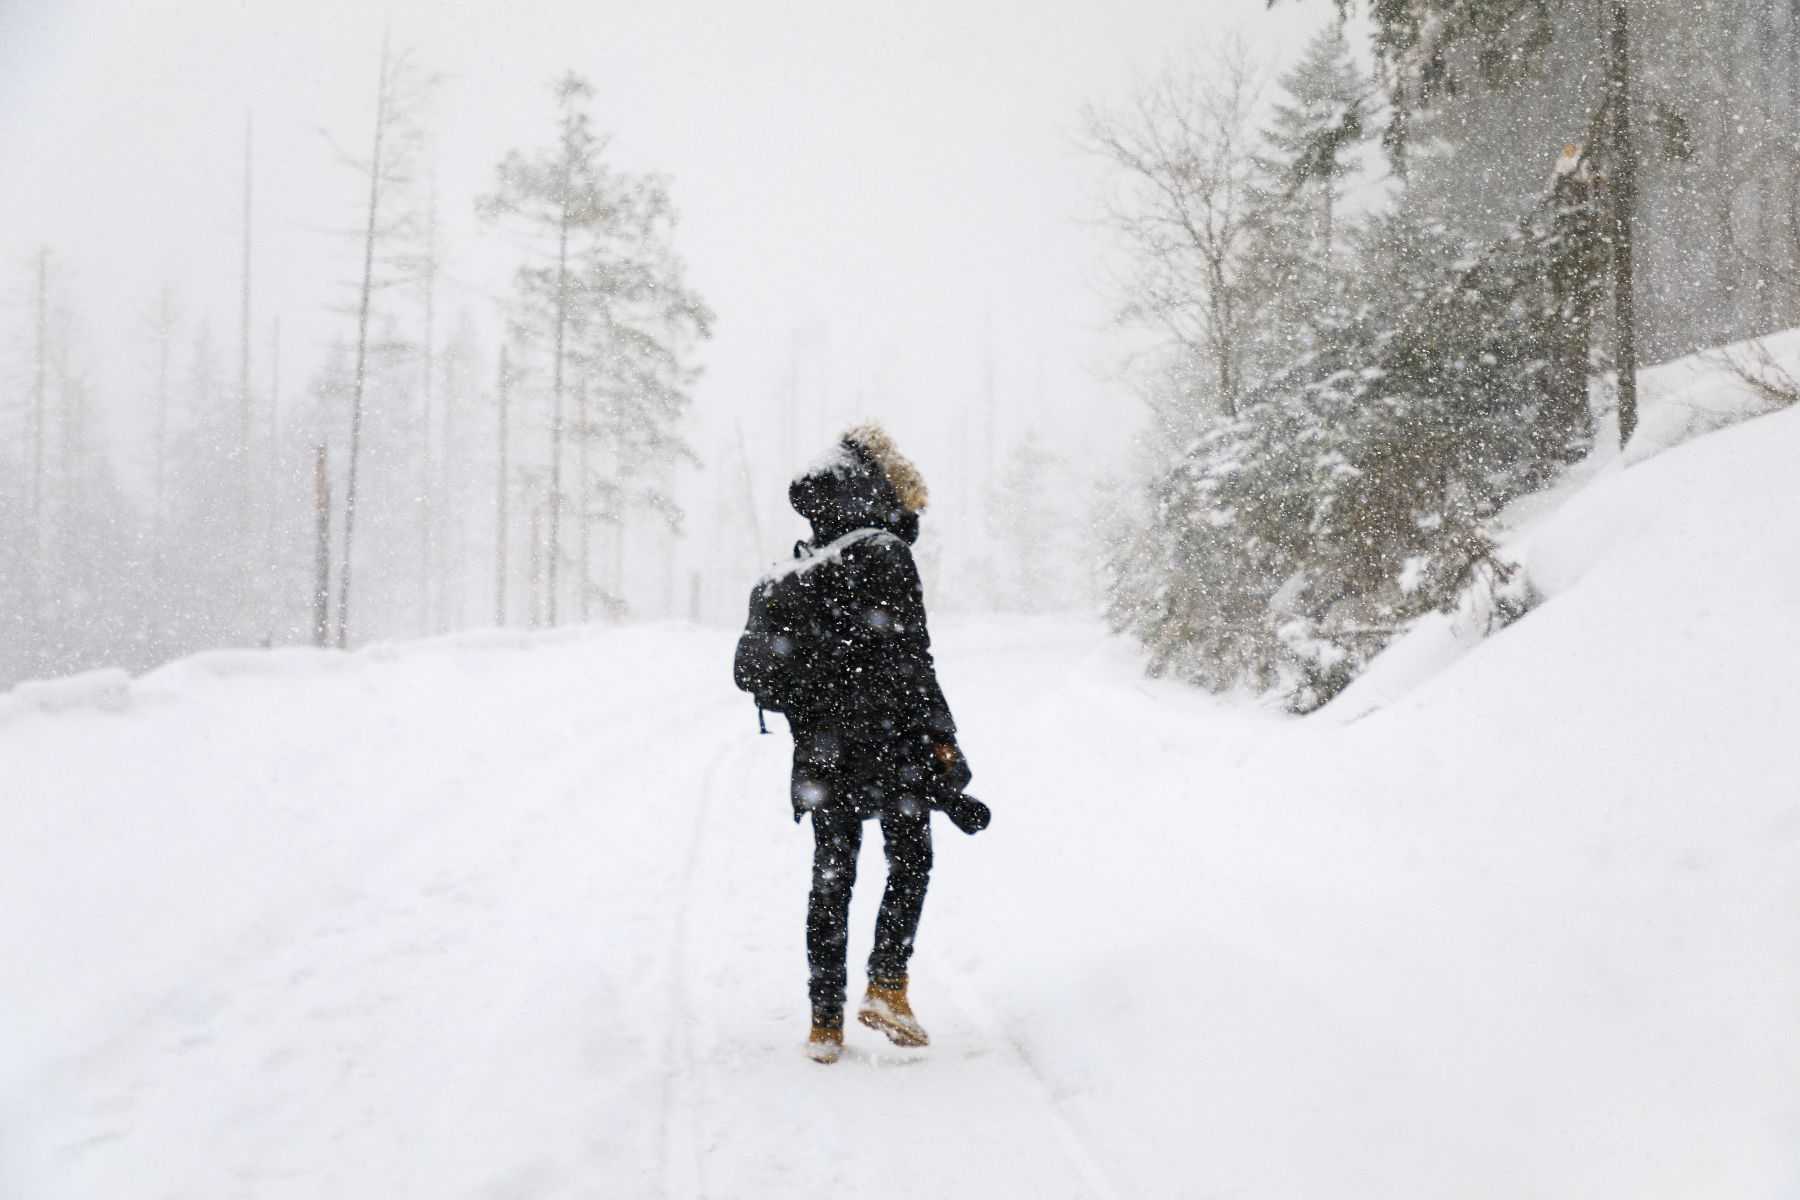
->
[336,29,392,650]
[1609,0,1640,447]
[495,347,512,628]
[313,444,332,647]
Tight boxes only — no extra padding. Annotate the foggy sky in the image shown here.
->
[0,0,1327,558]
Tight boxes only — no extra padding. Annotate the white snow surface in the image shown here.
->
[8,356,1800,1197]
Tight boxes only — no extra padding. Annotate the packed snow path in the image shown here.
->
[8,624,1142,1199]
[11,399,1800,1197]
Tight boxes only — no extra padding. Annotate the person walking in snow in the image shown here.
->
[734,424,983,1064]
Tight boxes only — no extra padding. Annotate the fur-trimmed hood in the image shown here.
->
[789,423,929,546]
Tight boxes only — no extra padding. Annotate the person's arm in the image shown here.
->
[858,534,969,784]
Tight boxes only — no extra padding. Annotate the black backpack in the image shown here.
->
[733,529,886,725]
[733,564,811,718]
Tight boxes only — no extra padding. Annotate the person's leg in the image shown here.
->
[806,804,862,1029]
[868,807,933,987]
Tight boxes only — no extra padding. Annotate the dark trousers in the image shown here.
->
[806,803,933,1027]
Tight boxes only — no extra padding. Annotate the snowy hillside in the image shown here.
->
[7,345,1800,1197]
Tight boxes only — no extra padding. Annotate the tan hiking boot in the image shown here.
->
[806,1024,844,1064]
[857,977,929,1047]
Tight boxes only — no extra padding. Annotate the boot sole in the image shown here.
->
[857,1008,929,1048]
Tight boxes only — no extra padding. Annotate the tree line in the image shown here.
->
[1,50,710,689]
[1096,0,1799,710]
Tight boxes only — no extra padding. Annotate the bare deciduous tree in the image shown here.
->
[1083,41,1266,421]
[330,29,433,649]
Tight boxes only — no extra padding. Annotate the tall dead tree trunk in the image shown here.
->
[1609,0,1640,447]
[494,347,512,627]
[528,502,545,627]
[31,249,47,534]
[546,211,570,626]
[238,112,255,632]
[313,444,332,646]
[442,329,468,632]
[266,317,281,634]
[151,285,177,591]
[27,248,48,673]
[576,375,592,623]
[55,315,83,497]
[418,176,438,635]
[336,30,392,650]
[1547,147,1606,446]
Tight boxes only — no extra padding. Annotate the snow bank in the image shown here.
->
[0,667,133,721]
[1341,330,1800,716]
[947,401,1800,1198]
[1630,327,1800,463]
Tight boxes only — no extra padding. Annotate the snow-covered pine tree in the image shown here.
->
[1106,32,1610,710]
[1260,22,1370,262]
[480,73,711,625]
[1283,0,1642,443]
[1240,25,1373,408]
[1209,153,1606,711]
[569,187,711,619]
[1286,0,1559,163]
[1101,38,1376,701]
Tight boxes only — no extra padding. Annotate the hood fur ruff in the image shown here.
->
[843,423,929,513]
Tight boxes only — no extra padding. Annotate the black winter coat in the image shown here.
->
[749,438,962,820]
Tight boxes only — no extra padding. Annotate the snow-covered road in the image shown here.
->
[6,623,1154,1198]
[11,399,1800,1198]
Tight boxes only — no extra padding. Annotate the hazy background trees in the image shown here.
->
[0,45,721,688]
[2,253,152,686]
[4,0,1797,705]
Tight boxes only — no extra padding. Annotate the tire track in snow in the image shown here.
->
[38,681,744,1197]
[938,966,1130,1200]
[656,727,749,1199]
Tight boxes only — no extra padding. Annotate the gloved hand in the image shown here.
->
[930,739,972,790]
[940,791,991,835]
